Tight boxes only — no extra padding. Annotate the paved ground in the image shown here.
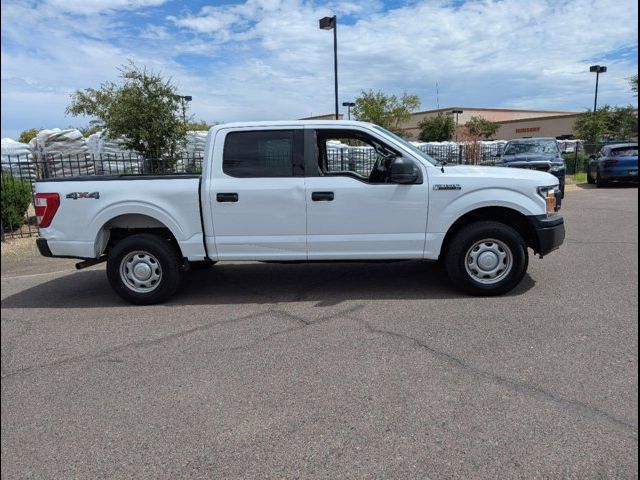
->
[2,185,638,479]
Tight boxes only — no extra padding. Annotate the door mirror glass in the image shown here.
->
[390,157,419,184]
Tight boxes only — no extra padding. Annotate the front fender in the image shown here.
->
[429,187,545,234]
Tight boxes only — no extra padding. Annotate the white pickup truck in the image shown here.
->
[35,120,565,304]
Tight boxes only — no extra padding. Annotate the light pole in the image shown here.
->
[450,109,463,141]
[178,95,192,125]
[319,16,338,120]
[342,101,355,120]
[589,65,607,112]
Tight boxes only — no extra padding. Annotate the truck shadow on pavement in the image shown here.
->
[2,260,535,309]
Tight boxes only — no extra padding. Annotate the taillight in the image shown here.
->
[603,159,619,165]
[34,193,60,228]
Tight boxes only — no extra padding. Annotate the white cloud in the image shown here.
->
[43,0,167,15]
[1,0,638,138]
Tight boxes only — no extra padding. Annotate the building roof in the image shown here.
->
[411,106,579,116]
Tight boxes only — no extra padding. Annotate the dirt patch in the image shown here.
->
[1,237,39,258]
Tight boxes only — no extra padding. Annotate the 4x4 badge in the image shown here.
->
[66,192,100,199]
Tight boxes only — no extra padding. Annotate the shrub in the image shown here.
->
[562,152,590,174]
[1,173,33,231]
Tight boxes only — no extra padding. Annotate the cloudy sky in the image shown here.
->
[1,0,638,139]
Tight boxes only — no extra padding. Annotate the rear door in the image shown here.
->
[210,127,307,260]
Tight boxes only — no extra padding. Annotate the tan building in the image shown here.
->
[299,107,581,141]
[400,107,579,140]
[299,113,344,120]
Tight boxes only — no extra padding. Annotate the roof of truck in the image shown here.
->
[210,120,374,131]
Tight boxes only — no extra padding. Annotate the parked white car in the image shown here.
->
[35,120,565,304]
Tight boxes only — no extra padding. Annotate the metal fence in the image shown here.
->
[1,143,597,240]
[1,153,204,239]
[326,143,505,176]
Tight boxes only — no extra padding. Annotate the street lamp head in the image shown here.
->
[342,102,355,107]
[319,16,336,30]
[590,65,607,73]
[183,95,193,102]
[450,109,463,114]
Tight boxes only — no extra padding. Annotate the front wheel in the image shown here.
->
[444,221,529,296]
[107,233,184,304]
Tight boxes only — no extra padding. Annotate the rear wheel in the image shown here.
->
[445,221,529,296]
[107,233,184,304]
[596,171,608,188]
[587,168,595,184]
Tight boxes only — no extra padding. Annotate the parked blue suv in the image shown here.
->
[587,143,638,187]
[497,138,566,197]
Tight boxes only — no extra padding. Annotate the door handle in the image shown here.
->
[312,191,334,201]
[216,193,238,203]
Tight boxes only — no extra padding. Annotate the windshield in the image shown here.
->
[504,140,558,155]
[372,125,437,165]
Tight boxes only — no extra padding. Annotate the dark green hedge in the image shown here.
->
[1,173,33,231]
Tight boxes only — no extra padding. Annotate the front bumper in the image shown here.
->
[528,214,565,257]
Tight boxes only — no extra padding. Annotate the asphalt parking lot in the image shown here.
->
[1,185,638,479]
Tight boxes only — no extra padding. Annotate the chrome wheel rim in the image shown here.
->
[120,250,162,293]
[465,238,513,285]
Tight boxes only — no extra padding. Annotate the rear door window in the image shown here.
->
[223,130,302,177]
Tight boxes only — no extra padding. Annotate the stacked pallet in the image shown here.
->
[33,129,94,177]
[1,138,36,180]
[86,132,143,175]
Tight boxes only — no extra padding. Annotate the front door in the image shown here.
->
[210,127,307,260]
[305,128,429,260]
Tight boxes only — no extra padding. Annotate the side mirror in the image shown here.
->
[390,157,419,184]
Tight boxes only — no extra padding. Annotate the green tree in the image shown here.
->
[352,90,420,137]
[417,113,455,142]
[464,116,500,140]
[185,119,217,131]
[66,62,187,171]
[18,128,40,144]
[575,105,638,144]
[77,123,102,137]
[608,105,638,140]
[631,74,638,97]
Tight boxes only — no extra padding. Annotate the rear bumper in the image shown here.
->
[528,214,565,256]
[36,238,53,257]
[36,238,89,260]
[600,170,638,182]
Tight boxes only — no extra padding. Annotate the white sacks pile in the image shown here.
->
[86,132,142,175]
[1,138,36,180]
[176,131,208,172]
[32,129,94,177]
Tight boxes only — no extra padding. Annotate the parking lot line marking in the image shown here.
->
[1,269,76,280]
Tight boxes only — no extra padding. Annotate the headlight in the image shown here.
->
[537,185,560,215]
[549,162,565,173]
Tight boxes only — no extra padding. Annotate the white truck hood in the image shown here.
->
[444,165,558,185]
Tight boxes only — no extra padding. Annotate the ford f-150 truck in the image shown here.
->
[34,120,565,304]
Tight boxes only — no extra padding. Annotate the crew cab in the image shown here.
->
[34,120,565,304]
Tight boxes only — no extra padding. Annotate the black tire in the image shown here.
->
[444,221,529,296]
[586,169,595,184]
[189,260,217,270]
[107,233,184,305]
[596,170,607,188]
